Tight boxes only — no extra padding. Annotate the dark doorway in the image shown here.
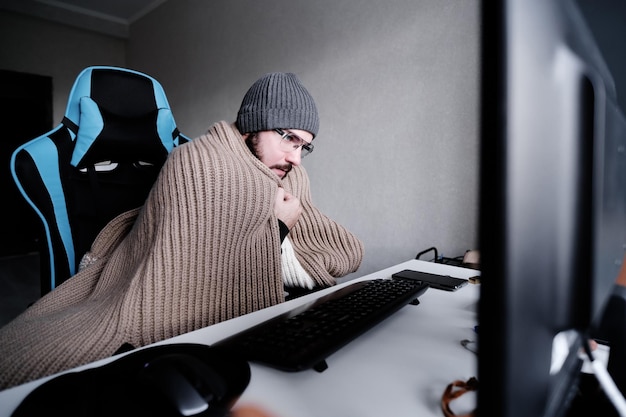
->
[0,69,52,257]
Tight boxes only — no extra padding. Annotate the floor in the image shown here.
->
[0,252,41,328]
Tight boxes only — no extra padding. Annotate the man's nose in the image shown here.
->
[285,149,302,166]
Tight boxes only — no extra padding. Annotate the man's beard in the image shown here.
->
[246,134,293,178]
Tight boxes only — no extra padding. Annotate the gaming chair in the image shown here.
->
[10,66,190,295]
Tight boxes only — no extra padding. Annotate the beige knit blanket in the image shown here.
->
[0,121,364,390]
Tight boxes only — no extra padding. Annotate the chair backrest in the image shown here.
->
[10,66,190,294]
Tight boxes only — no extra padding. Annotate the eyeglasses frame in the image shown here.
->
[273,128,314,157]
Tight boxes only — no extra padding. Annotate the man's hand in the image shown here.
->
[274,187,302,230]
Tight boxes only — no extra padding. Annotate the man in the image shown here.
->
[0,72,364,389]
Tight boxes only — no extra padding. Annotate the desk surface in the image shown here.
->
[0,260,480,417]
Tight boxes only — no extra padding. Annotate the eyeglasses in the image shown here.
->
[274,129,314,157]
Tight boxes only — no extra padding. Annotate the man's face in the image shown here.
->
[245,129,313,179]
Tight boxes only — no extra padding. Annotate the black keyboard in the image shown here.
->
[214,277,429,372]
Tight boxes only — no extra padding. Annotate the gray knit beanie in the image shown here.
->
[236,72,319,137]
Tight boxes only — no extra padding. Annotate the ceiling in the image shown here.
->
[0,0,167,38]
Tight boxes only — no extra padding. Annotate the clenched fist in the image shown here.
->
[274,187,302,230]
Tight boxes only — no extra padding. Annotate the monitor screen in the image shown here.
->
[477,0,626,416]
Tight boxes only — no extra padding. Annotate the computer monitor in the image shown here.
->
[477,0,626,416]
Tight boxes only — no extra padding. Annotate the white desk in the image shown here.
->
[0,259,480,417]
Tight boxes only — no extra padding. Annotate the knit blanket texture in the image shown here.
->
[0,121,363,389]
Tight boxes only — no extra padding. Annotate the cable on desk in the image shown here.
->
[441,377,478,417]
[415,246,468,267]
[416,247,438,262]
[461,339,477,354]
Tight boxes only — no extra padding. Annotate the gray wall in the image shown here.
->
[0,0,481,280]
[0,12,126,122]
